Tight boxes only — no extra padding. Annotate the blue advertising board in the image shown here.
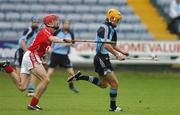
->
[0,40,18,61]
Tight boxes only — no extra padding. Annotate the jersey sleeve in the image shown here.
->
[21,27,32,41]
[18,28,31,46]
[112,30,117,42]
[69,30,75,44]
[53,29,61,36]
[69,30,74,40]
[97,24,110,42]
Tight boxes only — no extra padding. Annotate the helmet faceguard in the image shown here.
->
[31,16,40,29]
[62,19,71,31]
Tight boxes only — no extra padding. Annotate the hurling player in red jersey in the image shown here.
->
[0,14,72,111]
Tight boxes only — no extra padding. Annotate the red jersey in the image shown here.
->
[28,27,54,58]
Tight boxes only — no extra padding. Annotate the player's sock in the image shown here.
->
[77,75,101,87]
[30,96,39,106]
[110,88,118,109]
[0,61,13,73]
[0,64,13,73]
[28,83,35,93]
[4,65,14,73]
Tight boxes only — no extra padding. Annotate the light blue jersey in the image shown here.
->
[52,30,74,55]
[176,2,180,13]
[18,26,38,48]
[96,21,117,55]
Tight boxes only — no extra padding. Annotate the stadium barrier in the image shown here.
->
[1,40,180,65]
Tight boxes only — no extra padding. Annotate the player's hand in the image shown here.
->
[115,53,125,61]
[117,55,126,61]
[42,61,48,69]
[63,39,72,43]
[123,52,129,57]
[47,46,53,53]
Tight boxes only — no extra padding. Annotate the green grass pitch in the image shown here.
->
[0,70,180,115]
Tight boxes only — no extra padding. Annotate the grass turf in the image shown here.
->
[0,70,180,115]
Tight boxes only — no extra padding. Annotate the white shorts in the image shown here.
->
[21,51,42,74]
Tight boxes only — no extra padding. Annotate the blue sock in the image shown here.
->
[77,75,101,87]
[110,88,118,109]
[27,83,35,93]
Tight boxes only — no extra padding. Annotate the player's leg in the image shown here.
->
[1,63,31,92]
[67,69,110,88]
[27,74,36,96]
[78,54,122,112]
[20,51,47,110]
[20,50,37,96]
[106,72,119,88]
[9,48,24,89]
[0,61,32,92]
[66,67,79,93]
[62,54,79,93]
[78,72,120,111]
[28,63,49,110]
[19,73,31,91]
[9,70,21,89]
[67,54,106,88]
[0,61,22,90]
[47,67,55,79]
[99,54,122,112]
[68,72,103,87]
[104,72,123,112]
[18,52,37,93]
[15,67,20,75]
[47,52,58,79]
[14,48,23,75]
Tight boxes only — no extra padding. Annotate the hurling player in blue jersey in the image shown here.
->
[68,9,129,112]
[14,16,40,96]
[47,20,79,93]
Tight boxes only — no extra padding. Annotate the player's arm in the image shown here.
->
[113,45,129,56]
[47,44,53,53]
[20,40,28,52]
[40,57,49,69]
[48,36,72,43]
[20,28,30,52]
[100,25,125,60]
[69,30,75,44]
[104,44,124,60]
[104,44,119,57]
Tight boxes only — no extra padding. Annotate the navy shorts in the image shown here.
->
[94,53,113,77]
[14,48,24,67]
[49,52,73,69]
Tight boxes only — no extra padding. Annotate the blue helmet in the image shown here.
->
[31,16,40,22]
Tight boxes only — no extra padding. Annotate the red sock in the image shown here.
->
[30,96,39,106]
[4,66,13,73]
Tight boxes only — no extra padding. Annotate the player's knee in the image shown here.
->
[111,82,119,88]
[100,83,108,88]
[43,77,50,85]
[19,86,26,92]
